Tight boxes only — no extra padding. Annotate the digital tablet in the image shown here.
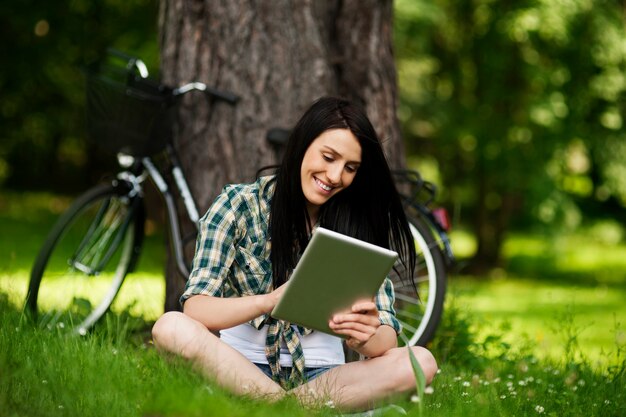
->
[270,227,398,336]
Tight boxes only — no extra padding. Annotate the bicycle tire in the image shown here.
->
[389,215,447,346]
[26,183,141,335]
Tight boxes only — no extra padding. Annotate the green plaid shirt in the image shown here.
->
[181,175,400,384]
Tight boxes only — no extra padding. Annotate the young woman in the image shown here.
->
[152,97,437,411]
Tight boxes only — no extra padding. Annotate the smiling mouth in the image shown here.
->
[315,177,333,192]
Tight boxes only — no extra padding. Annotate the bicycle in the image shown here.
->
[25,51,454,346]
[25,50,238,335]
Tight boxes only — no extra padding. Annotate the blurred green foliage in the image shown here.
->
[395,0,626,268]
[0,0,158,193]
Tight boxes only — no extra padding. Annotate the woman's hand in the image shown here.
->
[328,299,381,351]
[261,282,289,314]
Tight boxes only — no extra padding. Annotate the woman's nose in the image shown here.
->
[326,165,342,185]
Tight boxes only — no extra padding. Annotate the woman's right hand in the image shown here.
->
[185,282,289,330]
[262,282,289,314]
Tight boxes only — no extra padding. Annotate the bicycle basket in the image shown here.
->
[85,66,174,156]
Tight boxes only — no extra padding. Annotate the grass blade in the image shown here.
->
[408,346,426,414]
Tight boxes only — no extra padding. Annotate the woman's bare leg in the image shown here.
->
[292,346,437,411]
[151,311,284,399]
[152,312,437,410]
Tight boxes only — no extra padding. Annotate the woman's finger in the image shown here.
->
[329,320,374,333]
[351,301,377,314]
[332,312,380,326]
[331,327,371,343]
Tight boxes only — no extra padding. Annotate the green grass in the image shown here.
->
[448,227,626,366]
[0,296,315,417]
[450,278,625,366]
[2,291,624,417]
[1,190,626,416]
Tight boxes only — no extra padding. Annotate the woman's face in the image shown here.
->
[300,128,362,216]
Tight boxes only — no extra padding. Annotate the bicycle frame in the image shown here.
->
[114,146,200,279]
[393,169,455,266]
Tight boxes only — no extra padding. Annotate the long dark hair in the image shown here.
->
[270,96,416,288]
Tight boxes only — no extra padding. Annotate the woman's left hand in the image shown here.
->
[328,299,380,350]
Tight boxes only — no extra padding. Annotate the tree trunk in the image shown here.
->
[158,0,405,311]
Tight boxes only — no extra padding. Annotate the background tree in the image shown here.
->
[394,0,626,272]
[158,0,407,310]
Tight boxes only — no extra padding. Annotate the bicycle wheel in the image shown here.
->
[389,215,447,346]
[26,183,141,335]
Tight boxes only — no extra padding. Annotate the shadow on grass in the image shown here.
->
[505,253,626,289]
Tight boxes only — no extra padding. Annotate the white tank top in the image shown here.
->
[220,323,345,367]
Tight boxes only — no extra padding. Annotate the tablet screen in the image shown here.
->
[271,227,398,335]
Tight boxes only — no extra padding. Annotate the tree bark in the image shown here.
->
[159,0,405,311]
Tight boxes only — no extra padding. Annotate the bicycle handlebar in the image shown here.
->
[101,49,240,105]
[106,48,149,78]
[173,82,239,105]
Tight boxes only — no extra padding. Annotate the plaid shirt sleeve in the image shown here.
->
[375,277,401,334]
[180,186,240,306]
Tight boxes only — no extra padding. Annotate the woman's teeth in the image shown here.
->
[315,178,332,191]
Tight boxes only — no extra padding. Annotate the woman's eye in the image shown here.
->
[345,165,357,173]
[322,154,333,162]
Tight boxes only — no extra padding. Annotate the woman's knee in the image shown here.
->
[152,311,184,345]
[409,346,438,384]
[387,346,438,392]
[152,311,208,357]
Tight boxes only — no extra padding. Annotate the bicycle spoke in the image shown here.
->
[397,319,418,334]
[396,309,424,321]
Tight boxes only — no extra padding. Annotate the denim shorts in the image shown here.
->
[254,363,337,383]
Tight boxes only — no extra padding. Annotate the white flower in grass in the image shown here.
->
[500,395,507,399]
[518,380,527,386]
[325,400,336,409]
[424,386,434,395]
[410,395,420,403]
[461,392,469,397]
[436,369,442,374]
[604,400,611,405]
[454,376,462,381]
[578,379,585,386]
[535,405,545,413]
[462,381,470,387]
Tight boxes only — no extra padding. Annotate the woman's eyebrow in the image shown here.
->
[321,145,361,164]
